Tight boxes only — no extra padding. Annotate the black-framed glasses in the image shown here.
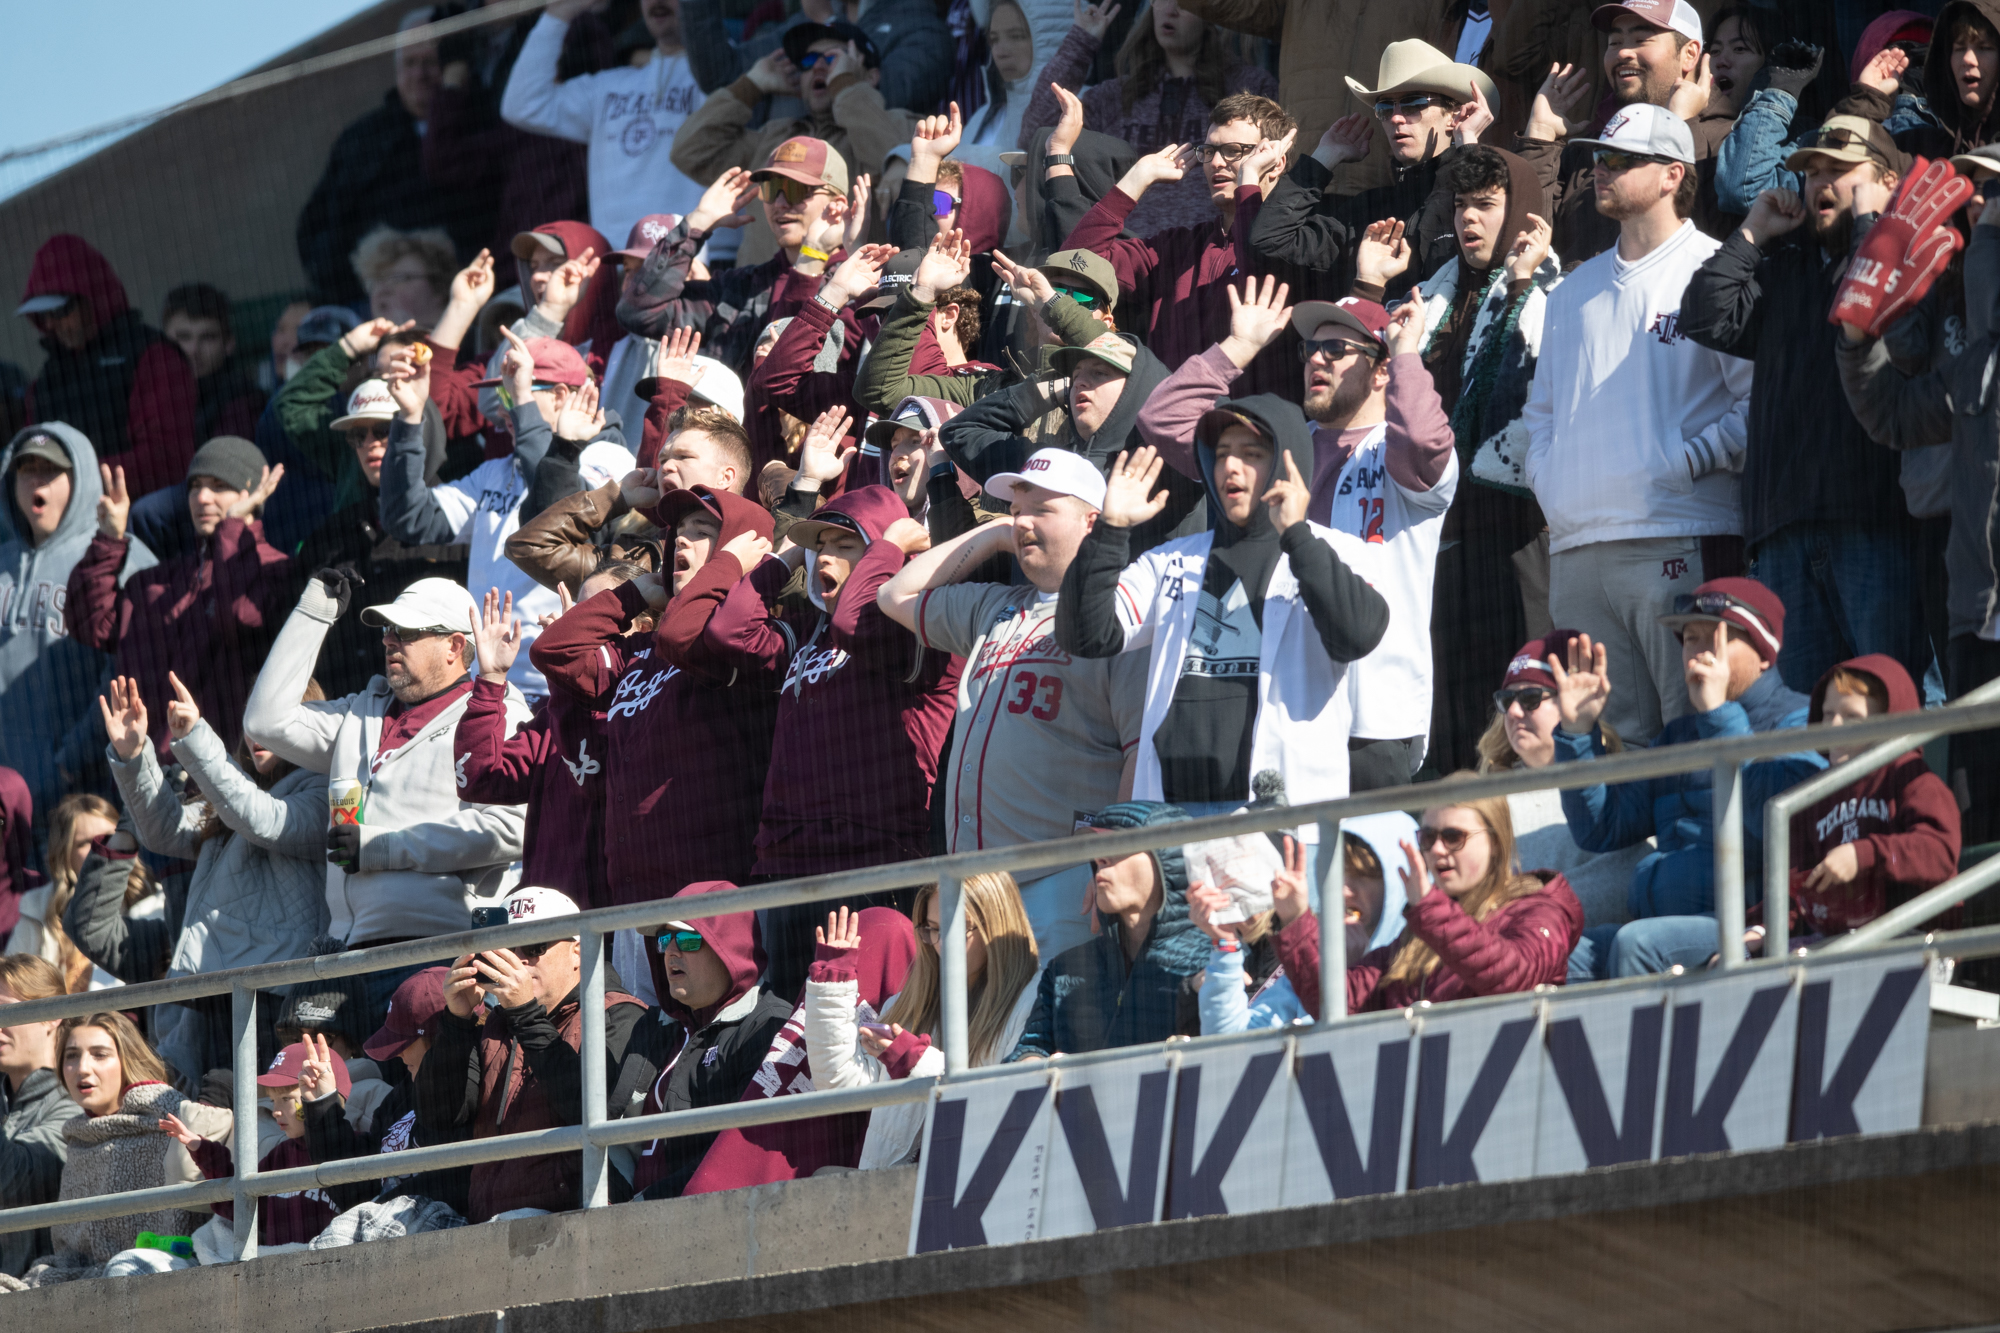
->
[1593,149,1669,172]
[931,188,960,218]
[759,178,828,207]
[1417,825,1488,852]
[657,930,705,954]
[916,921,977,946]
[1300,337,1382,363]
[1189,141,1260,164]
[1374,94,1446,118]
[1493,685,1555,714]
[1050,282,1103,308]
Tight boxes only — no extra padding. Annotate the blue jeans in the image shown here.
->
[1567,917,1721,981]
[1750,523,1933,702]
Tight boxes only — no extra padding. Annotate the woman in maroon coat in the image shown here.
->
[1275,789,1583,1016]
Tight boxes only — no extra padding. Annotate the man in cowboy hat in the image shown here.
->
[1247,39,1500,302]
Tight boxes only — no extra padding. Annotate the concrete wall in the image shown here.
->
[0,0,418,375]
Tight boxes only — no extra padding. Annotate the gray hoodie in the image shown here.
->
[0,424,153,833]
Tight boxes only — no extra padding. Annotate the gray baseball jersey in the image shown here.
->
[918,585,1149,852]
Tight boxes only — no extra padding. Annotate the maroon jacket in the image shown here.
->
[1063,183,1295,396]
[635,376,691,473]
[747,294,872,479]
[1277,872,1584,1017]
[191,1135,336,1246]
[66,519,292,757]
[670,485,960,877]
[453,677,605,906]
[1778,654,1963,937]
[531,490,779,904]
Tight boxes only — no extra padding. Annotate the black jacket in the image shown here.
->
[1250,149,1465,302]
[29,311,172,461]
[615,217,795,376]
[302,1059,470,1217]
[1,1067,82,1278]
[1681,228,1914,547]
[631,986,794,1201]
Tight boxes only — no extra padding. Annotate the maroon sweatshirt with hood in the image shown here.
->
[452,677,606,905]
[531,488,778,904]
[1781,654,1962,937]
[668,485,960,877]
[0,767,37,937]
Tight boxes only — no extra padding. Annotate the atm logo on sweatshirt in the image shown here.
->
[1647,310,1688,346]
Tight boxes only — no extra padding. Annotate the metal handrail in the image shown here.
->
[1764,676,2000,958]
[7,698,2000,1252]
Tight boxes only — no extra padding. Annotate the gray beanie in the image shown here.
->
[186,435,265,493]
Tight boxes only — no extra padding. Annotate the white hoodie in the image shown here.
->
[1521,220,1754,555]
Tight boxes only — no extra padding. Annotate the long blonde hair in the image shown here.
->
[884,873,1039,1067]
[44,794,121,993]
[1382,787,1546,988]
[1476,710,1624,772]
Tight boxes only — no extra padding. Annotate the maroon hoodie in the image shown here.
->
[0,766,40,937]
[1782,654,1962,937]
[452,679,606,906]
[515,220,625,361]
[667,485,960,877]
[747,299,873,477]
[530,489,779,905]
[682,905,917,1194]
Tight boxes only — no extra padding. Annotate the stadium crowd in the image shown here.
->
[0,0,1991,1281]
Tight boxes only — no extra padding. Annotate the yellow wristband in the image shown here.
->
[800,245,831,262]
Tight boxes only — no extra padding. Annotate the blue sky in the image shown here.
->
[3,1,386,159]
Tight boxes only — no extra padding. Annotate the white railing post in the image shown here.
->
[938,876,968,1074]
[1714,760,1747,968]
[230,981,259,1259]
[1318,822,1348,1022]
[579,928,609,1208]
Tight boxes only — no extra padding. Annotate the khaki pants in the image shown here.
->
[1549,535,1715,746]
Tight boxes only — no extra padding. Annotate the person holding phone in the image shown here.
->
[1551,577,1825,979]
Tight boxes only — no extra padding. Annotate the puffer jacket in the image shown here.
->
[27,1081,231,1281]
[1,1068,84,1278]
[1276,870,1584,1017]
[1007,802,1209,1059]
[1557,668,1826,919]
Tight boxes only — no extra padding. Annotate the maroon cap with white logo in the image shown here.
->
[614,214,683,263]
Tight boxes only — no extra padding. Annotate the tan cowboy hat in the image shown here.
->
[1345,39,1500,109]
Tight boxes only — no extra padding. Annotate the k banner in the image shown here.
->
[908,951,1930,1253]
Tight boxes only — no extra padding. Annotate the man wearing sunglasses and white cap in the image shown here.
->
[243,573,530,1012]
[1682,114,1930,707]
[1550,576,1823,980]
[1522,100,1755,747]
[877,447,1151,960]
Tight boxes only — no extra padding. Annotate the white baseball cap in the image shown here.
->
[1574,102,1696,166]
[331,379,398,430]
[985,448,1108,511]
[499,886,581,929]
[359,577,478,637]
[686,355,745,423]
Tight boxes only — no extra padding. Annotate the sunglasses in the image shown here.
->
[1795,125,1889,165]
[345,422,392,442]
[1050,282,1103,308]
[796,50,838,68]
[1417,825,1487,853]
[511,941,564,962]
[1374,94,1446,118]
[932,189,960,218]
[759,178,829,207]
[380,625,452,646]
[1593,149,1669,172]
[1493,685,1555,714]
[1189,141,1260,164]
[1299,337,1382,362]
[657,930,705,954]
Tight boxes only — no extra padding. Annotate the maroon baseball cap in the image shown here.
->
[1291,297,1391,353]
[470,336,592,389]
[362,966,450,1061]
[1591,0,1702,42]
[1656,576,1785,665]
[1503,629,1588,692]
[258,1041,353,1096]
[614,214,682,263]
[753,136,849,195]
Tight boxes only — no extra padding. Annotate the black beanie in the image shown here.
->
[185,435,265,493]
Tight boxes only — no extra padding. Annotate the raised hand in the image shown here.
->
[449,249,496,311]
[802,196,850,262]
[98,675,149,762]
[1684,621,1732,714]
[1528,62,1593,141]
[540,247,600,321]
[910,103,964,173]
[227,463,284,519]
[445,952,489,1018]
[690,166,760,233]
[1315,113,1374,167]
[619,467,663,512]
[470,588,521,683]
[1073,0,1121,40]
[1187,880,1237,943]
[552,377,603,442]
[1101,447,1170,529]
[472,948,537,1009]
[1668,50,1713,121]
[298,1032,341,1102]
[1505,211,1553,281]
[1743,188,1807,247]
[1049,84,1087,158]
[815,905,863,950]
[1119,142,1186,197]
[1549,631,1611,734]
[1238,128,1297,186]
[989,247,1054,305]
[824,242,899,307]
[1260,450,1310,533]
[829,39,868,83]
[1856,45,1909,97]
[1270,835,1309,925]
[722,528,773,569]
[882,515,933,554]
[913,227,974,297]
[843,173,873,250]
[652,325,706,389]
[96,463,130,541]
[1355,218,1413,287]
[382,342,433,422]
[1221,274,1293,366]
[497,325,536,408]
[798,406,857,483]
[164,671,201,740]
[1384,299,1428,358]
[338,316,415,360]
[157,1112,203,1149]
[1450,83,1494,146]
[1397,837,1433,902]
